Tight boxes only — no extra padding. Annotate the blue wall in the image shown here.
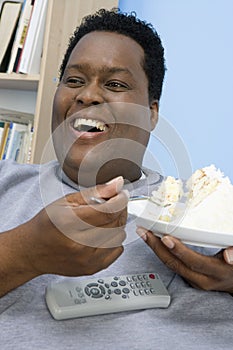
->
[119,0,233,181]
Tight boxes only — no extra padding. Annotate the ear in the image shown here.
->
[149,100,159,131]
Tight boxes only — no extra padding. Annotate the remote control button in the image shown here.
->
[135,282,141,288]
[74,298,82,304]
[145,289,150,295]
[98,279,104,284]
[133,290,139,296]
[130,283,135,289]
[114,289,121,295]
[113,276,119,280]
[149,273,155,279]
[105,283,110,289]
[122,288,130,294]
[91,294,103,299]
[139,289,144,295]
[119,280,126,286]
[122,294,127,299]
[90,287,100,296]
[143,274,149,280]
[126,276,132,282]
[90,287,104,299]
[105,295,110,300]
[87,282,99,288]
[132,276,137,281]
[84,287,91,296]
[111,281,118,287]
[141,282,147,288]
[137,275,143,280]
[99,285,106,295]
[146,281,151,287]
[77,291,85,298]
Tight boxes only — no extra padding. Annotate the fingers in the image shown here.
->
[63,175,129,229]
[68,226,126,248]
[223,247,233,265]
[152,233,227,277]
[136,227,233,292]
[73,189,129,228]
[66,176,125,206]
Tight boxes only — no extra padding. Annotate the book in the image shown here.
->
[0,122,4,144]
[2,122,28,160]
[16,122,33,163]
[0,122,10,159]
[0,108,34,162]
[18,0,48,74]
[0,1,22,72]
[7,0,34,73]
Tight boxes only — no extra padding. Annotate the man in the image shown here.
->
[0,9,233,350]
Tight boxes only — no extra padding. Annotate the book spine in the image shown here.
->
[18,0,46,74]
[2,121,14,160]
[0,122,10,159]
[0,1,22,70]
[7,0,34,73]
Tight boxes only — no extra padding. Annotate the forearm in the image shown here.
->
[0,225,38,297]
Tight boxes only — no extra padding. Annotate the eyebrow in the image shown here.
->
[66,63,133,76]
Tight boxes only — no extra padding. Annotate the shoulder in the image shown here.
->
[0,159,39,177]
[0,159,60,187]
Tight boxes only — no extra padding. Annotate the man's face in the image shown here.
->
[52,31,158,186]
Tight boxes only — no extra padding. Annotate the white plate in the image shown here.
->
[128,200,233,248]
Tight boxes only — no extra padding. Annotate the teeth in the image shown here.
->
[73,118,106,131]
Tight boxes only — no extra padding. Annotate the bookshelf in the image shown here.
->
[0,0,118,164]
[0,73,39,90]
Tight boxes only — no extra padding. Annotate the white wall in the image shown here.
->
[119,0,233,181]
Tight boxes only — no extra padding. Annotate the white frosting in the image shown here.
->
[151,176,184,206]
[181,181,233,232]
[152,165,233,233]
[185,164,230,207]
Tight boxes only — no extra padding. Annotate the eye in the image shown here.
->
[65,77,85,87]
[106,81,129,91]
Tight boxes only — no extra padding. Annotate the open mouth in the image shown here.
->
[73,118,107,132]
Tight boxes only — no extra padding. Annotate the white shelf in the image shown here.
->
[0,73,39,90]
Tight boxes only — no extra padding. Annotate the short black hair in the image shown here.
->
[59,8,166,101]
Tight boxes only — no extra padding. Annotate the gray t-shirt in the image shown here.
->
[0,160,232,350]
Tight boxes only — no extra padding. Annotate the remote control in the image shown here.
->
[45,272,171,320]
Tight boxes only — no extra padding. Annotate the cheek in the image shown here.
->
[52,89,71,130]
[116,125,150,146]
[53,88,74,115]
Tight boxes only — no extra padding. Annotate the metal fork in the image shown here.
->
[89,194,149,204]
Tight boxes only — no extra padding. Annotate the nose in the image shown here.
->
[75,82,104,106]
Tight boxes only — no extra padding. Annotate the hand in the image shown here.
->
[137,227,233,293]
[0,176,128,296]
[24,176,128,276]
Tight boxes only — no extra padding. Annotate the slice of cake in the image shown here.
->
[185,164,230,208]
[150,176,184,207]
[180,165,233,232]
[151,165,233,233]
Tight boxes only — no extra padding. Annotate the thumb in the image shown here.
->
[100,176,125,198]
[223,247,233,265]
[66,176,125,206]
